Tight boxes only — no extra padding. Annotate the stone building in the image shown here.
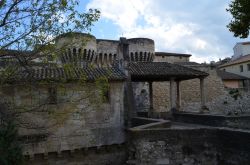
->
[1,67,126,158]
[219,42,250,78]
[219,54,250,79]
[0,32,212,164]
[217,69,248,89]
[154,52,191,63]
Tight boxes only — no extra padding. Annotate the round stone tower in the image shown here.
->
[55,32,97,65]
[127,38,155,62]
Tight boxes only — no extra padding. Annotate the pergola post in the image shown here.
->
[176,81,181,111]
[170,78,176,112]
[200,77,206,112]
[148,81,153,117]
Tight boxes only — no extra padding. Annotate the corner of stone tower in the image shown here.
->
[118,37,129,74]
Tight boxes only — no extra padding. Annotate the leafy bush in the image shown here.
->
[0,121,23,165]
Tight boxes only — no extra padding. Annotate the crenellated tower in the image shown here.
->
[55,32,97,66]
[127,38,155,62]
[54,32,155,68]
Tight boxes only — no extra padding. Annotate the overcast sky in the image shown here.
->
[81,0,250,63]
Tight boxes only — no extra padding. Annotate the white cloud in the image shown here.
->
[87,0,245,63]
[194,39,207,50]
[87,0,149,31]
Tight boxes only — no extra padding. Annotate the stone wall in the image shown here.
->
[152,65,226,113]
[128,128,218,165]
[128,127,250,165]
[131,65,248,115]
[174,113,250,129]
[96,39,120,67]
[180,66,225,112]
[154,55,189,63]
[152,82,170,112]
[25,144,127,165]
[207,90,250,115]
[127,38,154,54]
[97,39,119,55]
[0,82,125,156]
[132,82,150,112]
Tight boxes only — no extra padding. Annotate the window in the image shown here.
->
[248,64,250,71]
[240,65,243,72]
[103,89,110,103]
[48,87,57,104]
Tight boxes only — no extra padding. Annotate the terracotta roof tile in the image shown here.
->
[217,70,248,80]
[7,67,126,83]
[219,54,250,68]
[129,62,208,81]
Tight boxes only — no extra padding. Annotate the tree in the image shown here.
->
[0,0,100,50]
[227,0,250,38]
[0,0,100,76]
[0,1,101,164]
[0,120,23,165]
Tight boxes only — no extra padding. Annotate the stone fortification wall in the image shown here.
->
[25,144,127,165]
[127,38,155,62]
[55,33,97,65]
[152,65,226,112]
[55,33,97,51]
[128,127,250,165]
[132,82,150,112]
[54,34,157,67]
[0,82,125,156]
[96,39,119,67]
[154,55,189,63]
[126,38,155,114]
[180,65,225,112]
[152,82,170,112]
[54,33,157,67]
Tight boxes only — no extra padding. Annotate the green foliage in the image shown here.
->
[0,0,100,50]
[95,76,109,103]
[0,121,23,165]
[0,65,19,85]
[229,88,241,100]
[227,0,250,38]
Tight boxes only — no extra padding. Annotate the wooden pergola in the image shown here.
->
[128,62,209,117]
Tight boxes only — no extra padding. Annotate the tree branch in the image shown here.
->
[0,0,24,27]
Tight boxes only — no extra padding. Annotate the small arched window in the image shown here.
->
[139,52,143,61]
[135,52,138,61]
[130,53,134,61]
[83,49,87,60]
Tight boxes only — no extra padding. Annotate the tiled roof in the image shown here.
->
[0,49,41,60]
[217,70,248,80]
[174,61,200,65]
[129,62,208,81]
[155,52,191,57]
[219,54,250,68]
[7,67,126,83]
